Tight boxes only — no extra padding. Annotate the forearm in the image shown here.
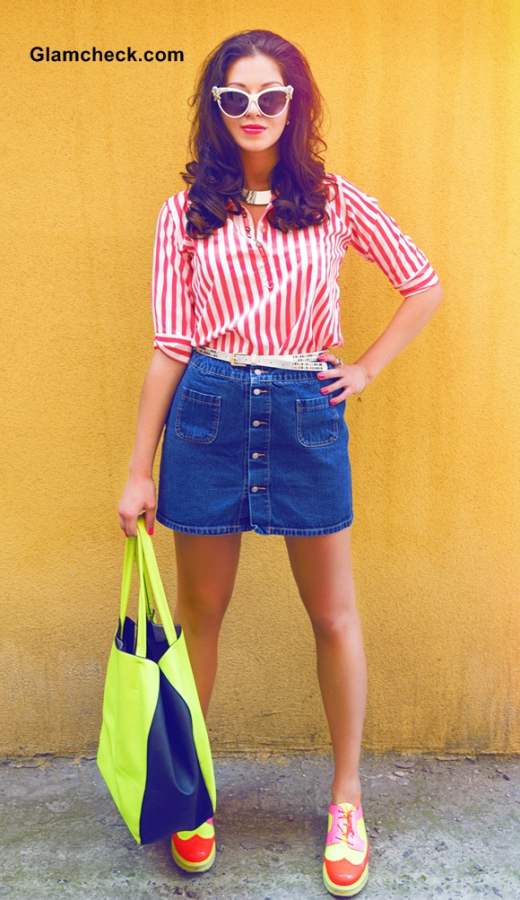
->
[128,349,188,478]
[353,284,444,383]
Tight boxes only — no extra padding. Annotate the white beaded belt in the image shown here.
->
[196,345,329,371]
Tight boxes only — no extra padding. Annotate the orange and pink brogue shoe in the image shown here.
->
[171,815,216,873]
[322,799,371,896]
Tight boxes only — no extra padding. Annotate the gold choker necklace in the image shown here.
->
[240,187,273,205]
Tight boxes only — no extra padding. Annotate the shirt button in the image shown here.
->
[252,452,260,459]
[253,388,261,395]
[251,485,259,492]
[252,419,261,426]
[254,368,263,375]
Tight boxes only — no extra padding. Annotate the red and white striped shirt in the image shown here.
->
[151,172,440,365]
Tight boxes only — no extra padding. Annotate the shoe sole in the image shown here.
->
[171,839,216,873]
[322,861,369,896]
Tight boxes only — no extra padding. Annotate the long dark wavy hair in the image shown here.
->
[180,29,335,240]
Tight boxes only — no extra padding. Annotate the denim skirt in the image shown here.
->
[156,349,353,536]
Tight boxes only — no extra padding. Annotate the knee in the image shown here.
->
[175,590,232,632]
[309,603,358,639]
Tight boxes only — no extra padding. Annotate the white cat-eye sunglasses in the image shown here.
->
[211,84,294,118]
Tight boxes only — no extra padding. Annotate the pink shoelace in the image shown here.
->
[327,803,365,852]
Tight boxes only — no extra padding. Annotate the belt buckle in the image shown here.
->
[230,352,247,367]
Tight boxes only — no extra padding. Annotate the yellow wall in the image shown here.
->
[2,2,519,756]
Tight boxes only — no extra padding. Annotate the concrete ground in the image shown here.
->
[0,750,518,899]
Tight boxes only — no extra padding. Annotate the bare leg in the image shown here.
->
[172,531,242,719]
[284,526,367,805]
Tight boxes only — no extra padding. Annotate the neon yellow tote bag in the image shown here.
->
[96,515,217,844]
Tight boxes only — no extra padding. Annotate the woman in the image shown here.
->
[118,28,443,898]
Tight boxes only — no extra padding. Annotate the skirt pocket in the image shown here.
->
[174,387,222,444]
[295,395,341,448]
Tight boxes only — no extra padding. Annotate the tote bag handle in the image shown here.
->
[118,516,178,657]
[142,554,157,623]
[117,529,148,657]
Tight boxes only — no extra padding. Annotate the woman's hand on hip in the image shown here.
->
[316,352,370,403]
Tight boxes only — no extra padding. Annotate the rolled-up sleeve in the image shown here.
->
[151,195,196,364]
[338,175,440,298]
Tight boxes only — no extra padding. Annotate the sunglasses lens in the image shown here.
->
[220,90,249,116]
[258,90,287,115]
